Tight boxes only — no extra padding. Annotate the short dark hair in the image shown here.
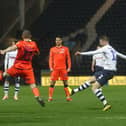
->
[22,30,32,39]
[99,35,109,42]
[56,35,63,39]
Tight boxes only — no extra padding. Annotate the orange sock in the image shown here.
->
[32,87,40,97]
[48,87,54,98]
[64,87,70,97]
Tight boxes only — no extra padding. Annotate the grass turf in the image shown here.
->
[0,85,126,126]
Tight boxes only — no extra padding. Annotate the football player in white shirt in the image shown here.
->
[91,46,105,73]
[69,35,126,111]
[2,41,20,100]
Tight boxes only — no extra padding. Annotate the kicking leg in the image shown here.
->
[70,76,96,95]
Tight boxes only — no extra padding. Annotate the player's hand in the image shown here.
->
[75,51,81,56]
[67,68,71,72]
[50,68,53,72]
[0,50,5,55]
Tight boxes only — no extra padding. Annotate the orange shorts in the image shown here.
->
[51,69,68,81]
[7,66,35,84]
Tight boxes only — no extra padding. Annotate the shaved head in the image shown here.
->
[22,30,32,39]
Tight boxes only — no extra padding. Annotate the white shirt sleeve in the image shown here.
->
[116,51,126,60]
[4,53,9,71]
[80,48,104,56]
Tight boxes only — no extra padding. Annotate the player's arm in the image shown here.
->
[0,45,17,55]
[91,56,96,72]
[116,51,126,60]
[75,48,104,56]
[49,48,54,71]
[66,48,71,72]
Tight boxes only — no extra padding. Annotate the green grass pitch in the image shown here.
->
[0,85,126,126]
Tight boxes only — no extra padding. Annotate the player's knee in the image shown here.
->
[3,72,10,78]
[91,85,97,92]
[91,82,101,92]
[63,80,68,86]
[88,76,96,84]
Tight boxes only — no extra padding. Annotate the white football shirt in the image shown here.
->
[80,44,126,71]
[93,53,105,68]
[4,50,18,70]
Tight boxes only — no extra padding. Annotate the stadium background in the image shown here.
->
[1,1,126,126]
[0,0,126,85]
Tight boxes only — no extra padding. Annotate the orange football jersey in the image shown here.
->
[49,46,71,70]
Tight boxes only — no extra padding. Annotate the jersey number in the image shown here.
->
[111,50,116,61]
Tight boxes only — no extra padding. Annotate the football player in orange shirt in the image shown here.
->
[0,30,45,107]
[48,36,72,102]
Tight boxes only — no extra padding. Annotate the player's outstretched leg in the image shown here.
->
[31,84,45,107]
[70,81,91,96]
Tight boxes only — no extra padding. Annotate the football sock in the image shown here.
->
[73,82,91,93]
[64,87,70,98]
[3,82,9,96]
[48,87,54,98]
[32,87,40,97]
[93,89,107,106]
[14,83,20,96]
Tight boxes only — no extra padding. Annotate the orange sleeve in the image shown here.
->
[49,48,53,69]
[66,47,71,69]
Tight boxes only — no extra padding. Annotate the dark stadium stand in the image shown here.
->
[1,0,126,75]
[96,0,126,75]
[30,0,104,74]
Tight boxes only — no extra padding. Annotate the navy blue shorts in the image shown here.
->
[94,70,115,86]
